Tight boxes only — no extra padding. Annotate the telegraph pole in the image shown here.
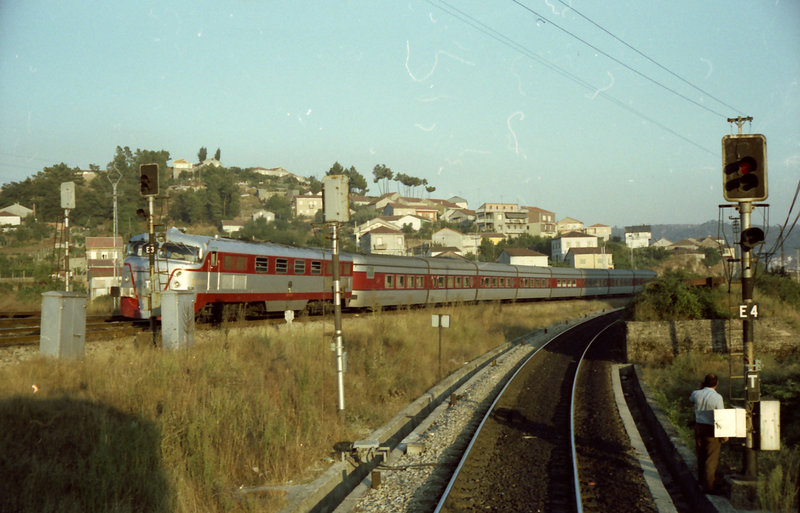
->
[722,117,767,480]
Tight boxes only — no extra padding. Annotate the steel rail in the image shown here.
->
[569,319,620,513]
[432,315,609,513]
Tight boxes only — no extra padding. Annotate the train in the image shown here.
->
[119,227,657,320]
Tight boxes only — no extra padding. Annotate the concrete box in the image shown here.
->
[40,291,86,359]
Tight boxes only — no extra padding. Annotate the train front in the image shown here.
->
[119,229,206,319]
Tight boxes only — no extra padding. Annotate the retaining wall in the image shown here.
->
[625,319,798,363]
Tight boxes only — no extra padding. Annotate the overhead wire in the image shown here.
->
[553,0,744,115]
[510,0,731,119]
[429,0,716,155]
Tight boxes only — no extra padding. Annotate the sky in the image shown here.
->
[1,1,798,228]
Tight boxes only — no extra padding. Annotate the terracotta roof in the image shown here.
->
[502,248,547,257]
[367,226,403,235]
[85,237,124,248]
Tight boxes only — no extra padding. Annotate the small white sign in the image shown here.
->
[432,314,450,328]
[714,407,746,438]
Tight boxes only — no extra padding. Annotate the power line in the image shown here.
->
[510,0,730,119]
[554,0,743,115]
[430,0,716,155]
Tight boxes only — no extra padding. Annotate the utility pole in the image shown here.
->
[107,166,122,312]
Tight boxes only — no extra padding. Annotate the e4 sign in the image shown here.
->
[738,303,758,320]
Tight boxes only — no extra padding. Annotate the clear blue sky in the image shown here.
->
[1,1,798,227]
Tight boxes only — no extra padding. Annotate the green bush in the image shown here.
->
[628,270,727,320]
[755,273,800,308]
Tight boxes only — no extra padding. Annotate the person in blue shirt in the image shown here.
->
[689,373,726,493]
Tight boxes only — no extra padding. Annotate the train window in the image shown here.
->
[465,276,471,288]
[366,266,374,279]
[255,257,269,273]
[416,276,424,288]
[398,275,405,288]
[276,258,288,274]
[385,274,394,288]
[311,261,322,275]
[455,276,462,288]
[159,242,201,263]
[222,254,236,270]
[407,275,413,288]
[210,251,218,266]
[491,277,497,288]
[126,241,146,256]
[342,262,352,276]
[447,276,454,288]
[294,259,306,274]
[437,276,445,288]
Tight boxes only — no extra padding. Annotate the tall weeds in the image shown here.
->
[0,300,615,513]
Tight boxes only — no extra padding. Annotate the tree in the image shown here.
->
[325,162,368,195]
[198,147,207,164]
[372,164,393,195]
[307,176,323,194]
[214,148,221,161]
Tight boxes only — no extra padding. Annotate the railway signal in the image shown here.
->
[722,134,767,202]
[139,163,159,196]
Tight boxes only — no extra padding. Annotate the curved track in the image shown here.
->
[434,312,658,513]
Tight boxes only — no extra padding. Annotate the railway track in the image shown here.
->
[0,312,150,348]
[430,312,684,513]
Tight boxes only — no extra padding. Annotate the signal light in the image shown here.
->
[722,134,767,202]
[740,227,764,252]
[140,163,159,196]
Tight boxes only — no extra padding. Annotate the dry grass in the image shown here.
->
[0,299,618,513]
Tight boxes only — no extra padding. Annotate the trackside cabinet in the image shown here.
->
[161,290,196,350]
[39,291,87,359]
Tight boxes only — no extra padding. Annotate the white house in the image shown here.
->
[565,247,613,269]
[625,225,652,248]
[556,217,584,234]
[360,226,405,256]
[584,224,612,242]
[0,209,22,227]
[551,231,598,262]
[432,228,482,256]
[171,159,194,179]
[292,194,323,218]
[251,210,275,223]
[497,248,548,267]
[221,220,245,235]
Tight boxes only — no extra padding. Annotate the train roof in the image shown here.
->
[129,228,352,261]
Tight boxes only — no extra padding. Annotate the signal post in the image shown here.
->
[322,175,350,414]
[721,120,767,480]
[140,163,160,346]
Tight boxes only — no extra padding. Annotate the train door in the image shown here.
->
[207,251,220,291]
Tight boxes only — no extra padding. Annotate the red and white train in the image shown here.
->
[119,228,656,319]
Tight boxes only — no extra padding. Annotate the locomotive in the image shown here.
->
[119,228,656,320]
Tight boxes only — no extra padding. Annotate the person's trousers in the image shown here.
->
[695,423,721,491]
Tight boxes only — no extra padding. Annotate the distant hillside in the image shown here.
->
[612,221,800,262]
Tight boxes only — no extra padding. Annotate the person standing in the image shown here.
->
[690,373,725,493]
